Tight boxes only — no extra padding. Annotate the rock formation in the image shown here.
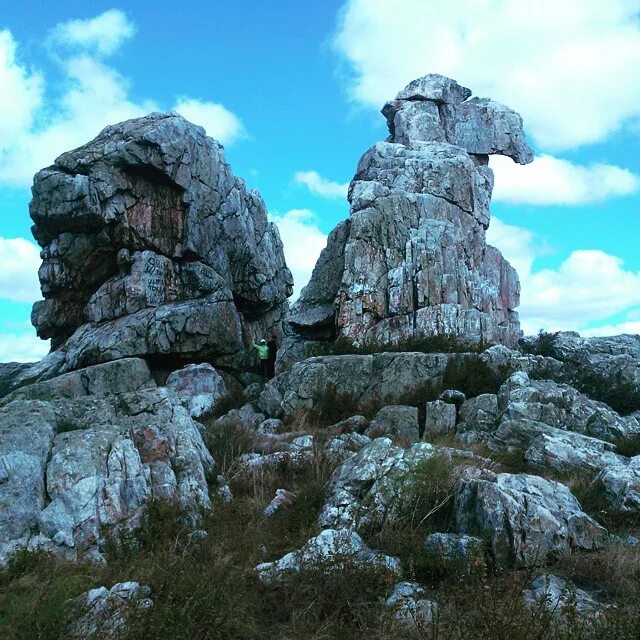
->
[29,112,292,380]
[286,74,532,361]
[0,359,214,564]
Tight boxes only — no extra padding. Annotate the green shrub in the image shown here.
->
[442,355,506,398]
[572,371,640,416]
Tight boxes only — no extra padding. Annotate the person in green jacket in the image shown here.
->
[252,338,270,378]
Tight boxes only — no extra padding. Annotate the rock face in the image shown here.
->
[255,528,401,584]
[454,471,607,566]
[523,574,605,622]
[271,351,452,418]
[318,437,482,531]
[0,359,214,565]
[70,581,153,639]
[285,74,531,362]
[522,332,640,413]
[29,112,292,379]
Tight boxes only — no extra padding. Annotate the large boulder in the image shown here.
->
[255,528,401,584]
[27,112,292,381]
[0,357,154,406]
[318,437,483,531]
[454,470,607,567]
[523,574,605,623]
[165,362,230,418]
[522,332,640,414]
[273,351,453,417]
[0,361,214,565]
[497,372,639,443]
[285,74,532,364]
[364,405,420,443]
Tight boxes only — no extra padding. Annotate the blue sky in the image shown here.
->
[1,0,639,361]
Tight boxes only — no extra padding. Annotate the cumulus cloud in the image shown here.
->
[269,209,328,299]
[0,30,43,149]
[174,97,246,145]
[491,154,640,205]
[0,237,42,303]
[48,9,135,56]
[333,0,640,150]
[0,330,49,363]
[0,16,245,187]
[294,170,349,199]
[580,320,640,337]
[487,217,640,336]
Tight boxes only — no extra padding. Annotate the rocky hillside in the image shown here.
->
[1,75,640,640]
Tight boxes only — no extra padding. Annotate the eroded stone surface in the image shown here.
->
[454,470,607,567]
[286,74,532,361]
[0,361,214,565]
[28,112,292,379]
[255,528,401,584]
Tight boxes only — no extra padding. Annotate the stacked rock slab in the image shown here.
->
[287,74,532,356]
[29,112,292,377]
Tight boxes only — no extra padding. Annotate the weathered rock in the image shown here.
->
[481,344,565,383]
[257,383,283,418]
[325,415,369,435]
[28,112,292,379]
[423,400,457,437]
[257,418,282,435]
[263,488,296,518]
[166,363,229,418]
[0,401,56,548]
[439,389,466,408]
[286,74,532,360]
[457,394,498,435]
[255,529,401,584]
[384,581,437,627]
[326,432,372,461]
[275,352,452,417]
[70,581,152,639]
[423,532,485,572]
[523,574,605,622]
[365,405,420,443]
[522,332,640,413]
[0,364,213,564]
[212,403,265,434]
[0,357,154,407]
[498,372,638,442]
[454,470,607,567]
[0,362,32,398]
[597,458,640,512]
[319,437,483,531]
[383,75,533,163]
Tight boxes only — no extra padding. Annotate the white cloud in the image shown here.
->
[269,209,328,300]
[581,320,640,337]
[294,170,349,199]
[0,19,245,187]
[487,217,640,336]
[333,0,640,150]
[0,30,44,148]
[0,237,42,303]
[491,154,640,205]
[174,97,246,145]
[48,9,135,56]
[0,331,49,363]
